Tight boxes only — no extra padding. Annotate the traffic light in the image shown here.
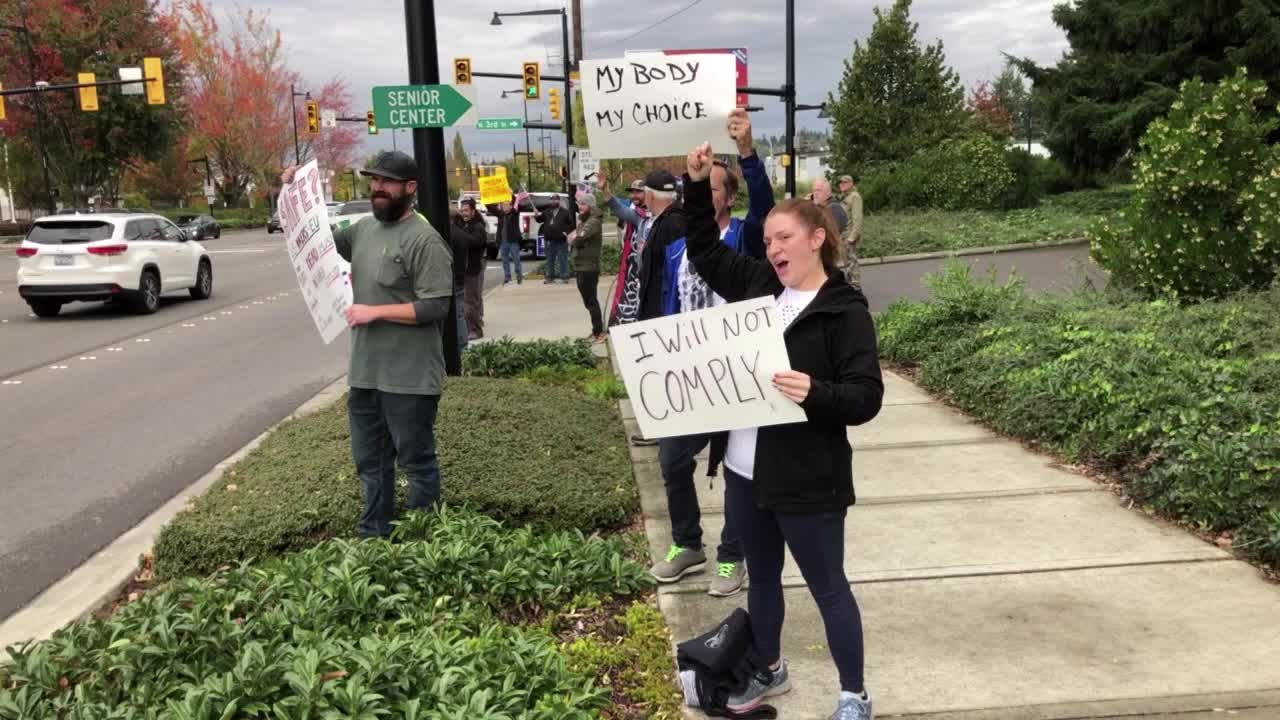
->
[306,100,320,134]
[366,110,378,135]
[454,57,472,85]
[78,73,99,112]
[0,83,5,120]
[548,87,561,121]
[143,57,165,105]
[522,62,540,100]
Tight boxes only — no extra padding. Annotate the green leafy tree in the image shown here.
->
[451,132,471,173]
[1088,69,1280,299]
[826,0,967,175]
[1014,0,1280,184]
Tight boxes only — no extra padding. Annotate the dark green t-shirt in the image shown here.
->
[334,214,453,395]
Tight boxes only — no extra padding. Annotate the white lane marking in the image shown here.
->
[107,347,123,352]
[220,310,233,315]
[49,365,68,370]
[2,380,21,385]
[79,356,97,361]
[182,323,196,328]
[204,316,217,320]
[253,301,263,305]
[135,338,151,343]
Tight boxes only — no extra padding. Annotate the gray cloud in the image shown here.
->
[201,0,1068,165]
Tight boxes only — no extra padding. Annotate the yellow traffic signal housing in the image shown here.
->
[366,110,378,135]
[0,83,7,120]
[143,57,165,105]
[454,58,472,85]
[78,73,99,111]
[549,87,561,121]
[522,62,540,100]
[306,100,320,134]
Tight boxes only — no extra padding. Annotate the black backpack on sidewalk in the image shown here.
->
[676,608,778,719]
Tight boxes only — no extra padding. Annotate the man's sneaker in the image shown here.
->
[832,690,873,720]
[708,561,746,597]
[727,661,791,713]
[650,545,707,583]
[630,433,658,447]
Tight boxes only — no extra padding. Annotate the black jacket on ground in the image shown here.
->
[540,205,575,243]
[636,202,690,321]
[683,174,884,514]
[452,214,488,277]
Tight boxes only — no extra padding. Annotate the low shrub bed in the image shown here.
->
[0,508,659,718]
[878,264,1280,567]
[463,336,596,377]
[154,375,636,579]
[859,186,1132,258]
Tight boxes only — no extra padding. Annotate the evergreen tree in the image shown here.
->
[1014,0,1280,183]
[451,133,471,173]
[826,0,967,175]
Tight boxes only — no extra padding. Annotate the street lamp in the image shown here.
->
[290,85,310,165]
[490,7,573,193]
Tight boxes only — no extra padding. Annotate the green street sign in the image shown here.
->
[371,84,478,129]
[476,117,524,131]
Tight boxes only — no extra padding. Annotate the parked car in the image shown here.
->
[267,212,283,234]
[15,212,213,317]
[175,213,221,241]
[328,199,373,232]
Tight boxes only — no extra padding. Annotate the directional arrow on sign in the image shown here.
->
[476,117,524,131]
[371,84,478,129]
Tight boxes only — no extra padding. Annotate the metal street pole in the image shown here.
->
[523,98,532,184]
[560,9,573,196]
[10,7,55,213]
[404,0,459,375]
[785,0,796,198]
[290,83,301,165]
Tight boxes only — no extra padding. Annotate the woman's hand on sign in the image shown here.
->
[772,370,812,404]
[280,165,299,185]
[687,143,714,182]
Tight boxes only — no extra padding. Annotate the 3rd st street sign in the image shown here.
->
[371,84,478,129]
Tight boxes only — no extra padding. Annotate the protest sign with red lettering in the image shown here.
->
[281,159,351,345]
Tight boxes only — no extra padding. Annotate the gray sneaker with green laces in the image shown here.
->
[650,545,707,583]
[832,690,873,719]
[727,660,792,713]
[708,561,746,597]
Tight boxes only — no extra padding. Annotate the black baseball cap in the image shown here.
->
[644,169,677,192]
[360,151,418,181]
[628,179,646,192]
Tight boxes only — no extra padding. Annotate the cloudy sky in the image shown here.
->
[207,0,1070,163]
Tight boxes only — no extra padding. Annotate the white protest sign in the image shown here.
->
[580,53,737,160]
[610,297,807,439]
[280,159,352,345]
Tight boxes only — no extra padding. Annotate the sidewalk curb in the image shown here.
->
[0,376,349,652]
[860,237,1088,266]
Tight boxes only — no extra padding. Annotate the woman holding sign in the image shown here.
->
[682,142,883,720]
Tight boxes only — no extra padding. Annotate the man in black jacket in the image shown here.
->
[636,169,689,321]
[488,196,523,284]
[453,198,488,340]
[539,197,575,283]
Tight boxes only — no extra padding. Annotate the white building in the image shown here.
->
[763,152,833,187]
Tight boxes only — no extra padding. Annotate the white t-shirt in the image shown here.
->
[724,286,820,479]
[676,225,731,312]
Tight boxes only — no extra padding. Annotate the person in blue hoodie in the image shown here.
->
[647,108,776,599]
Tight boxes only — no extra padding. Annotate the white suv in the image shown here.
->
[16,212,213,318]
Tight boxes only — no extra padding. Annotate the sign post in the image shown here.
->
[371,84,478,129]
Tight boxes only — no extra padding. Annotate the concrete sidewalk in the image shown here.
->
[476,274,618,343]
[623,372,1280,719]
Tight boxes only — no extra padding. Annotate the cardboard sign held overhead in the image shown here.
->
[609,297,807,439]
[478,173,513,206]
[580,53,737,160]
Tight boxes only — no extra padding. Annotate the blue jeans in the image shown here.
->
[658,433,743,563]
[724,468,865,693]
[348,388,441,537]
[544,239,569,280]
[500,241,523,283]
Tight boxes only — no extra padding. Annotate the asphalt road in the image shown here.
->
[0,228,1098,622]
[0,229,357,620]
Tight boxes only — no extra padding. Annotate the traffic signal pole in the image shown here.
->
[404,0,460,376]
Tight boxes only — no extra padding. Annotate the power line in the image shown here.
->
[594,0,708,52]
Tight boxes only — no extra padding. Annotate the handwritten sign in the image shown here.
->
[479,173,513,206]
[609,297,806,439]
[281,159,352,345]
[580,53,737,160]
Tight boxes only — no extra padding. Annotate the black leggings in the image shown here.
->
[577,271,603,335]
[724,468,866,693]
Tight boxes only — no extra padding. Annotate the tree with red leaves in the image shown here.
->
[968,81,1013,142]
[0,0,186,207]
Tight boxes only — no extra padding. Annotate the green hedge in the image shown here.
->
[1,508,652,718]
[153,376,636,579]
[878,264,1280,566]
[463,336,595,377]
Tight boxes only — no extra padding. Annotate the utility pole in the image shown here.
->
[572,0,584,67]
[13,4,55,213]
[404,0,459,375]
[784,0,796,197]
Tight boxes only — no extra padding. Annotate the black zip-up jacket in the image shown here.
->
[487,203,522,245]
[682,173,884,513]
[636,202,689,321]
[540,205,575,243]
[452,214,488,277]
